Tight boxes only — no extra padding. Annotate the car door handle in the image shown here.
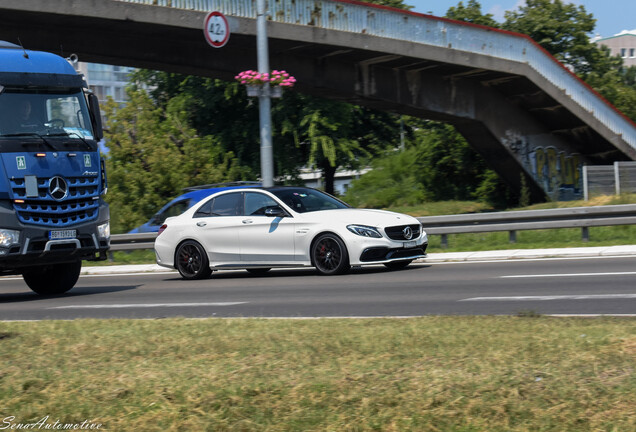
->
[196,221,207,227]
[242,219,253,224]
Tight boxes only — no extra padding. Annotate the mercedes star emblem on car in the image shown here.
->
[402,226,413,240]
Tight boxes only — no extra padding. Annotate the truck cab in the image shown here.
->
[0,41,109,294]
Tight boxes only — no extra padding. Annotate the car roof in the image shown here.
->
[174,185,330,207]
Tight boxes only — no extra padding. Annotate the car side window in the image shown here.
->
[245,192,281,216]
[164,200,190,219]
[194,192,243,217]
[151,199,190,225]
[193,199,213,218]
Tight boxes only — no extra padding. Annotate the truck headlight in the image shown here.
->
[0,229,20,247]
[347,224,382,238]
[97,222,110,239]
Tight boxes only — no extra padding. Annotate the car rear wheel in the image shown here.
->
[176,240,211,280]
[384,259,413,270]
[312,233,350,275]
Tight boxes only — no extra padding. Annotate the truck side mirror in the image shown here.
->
[88,93,103,141]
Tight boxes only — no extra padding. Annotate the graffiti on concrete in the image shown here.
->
[502,130,582,199]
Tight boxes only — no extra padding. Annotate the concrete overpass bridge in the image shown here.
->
[2,0,636,201]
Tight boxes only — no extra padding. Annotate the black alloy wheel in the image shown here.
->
[176,240,212,280]
[311,233,350,275]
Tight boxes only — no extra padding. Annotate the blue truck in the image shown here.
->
[0,41,109,295]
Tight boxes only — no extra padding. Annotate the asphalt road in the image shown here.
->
[1,256,636,320]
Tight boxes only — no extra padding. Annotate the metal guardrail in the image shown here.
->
[417,204,636,247]
[116,0,636,153]
[110,204,636,251]
[110,232,157,251]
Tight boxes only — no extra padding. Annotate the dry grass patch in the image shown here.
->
[0,317,634,431]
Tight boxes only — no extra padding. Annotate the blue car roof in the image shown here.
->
[128,185,262,233]
[174,185,257,206]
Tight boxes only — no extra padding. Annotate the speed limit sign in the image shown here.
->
[204,11,230,48]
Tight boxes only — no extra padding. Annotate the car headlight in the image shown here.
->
[347,224,382,238]
[97,222,110,239]
[0,228,20,247]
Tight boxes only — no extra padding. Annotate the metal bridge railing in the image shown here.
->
[116,0,636,153]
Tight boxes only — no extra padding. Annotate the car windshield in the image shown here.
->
[270,188,350,213]
[0,88,94,140]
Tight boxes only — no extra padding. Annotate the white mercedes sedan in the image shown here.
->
[154,186,428,279]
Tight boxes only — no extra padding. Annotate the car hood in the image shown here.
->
[298,208,420,227]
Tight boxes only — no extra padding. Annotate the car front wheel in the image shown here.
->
[312,233,350,275]
[176,240,212,280]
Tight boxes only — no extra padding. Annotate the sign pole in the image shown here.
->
[257,0,274,187]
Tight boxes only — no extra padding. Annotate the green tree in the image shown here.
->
[344,147,428,208]
[502,0,597,75]
[131,70,401,195]
[411,123,495,202]
[103,89,249,233]
[445,0,499,27]
[361,0,413,10]
[345,121,517,208]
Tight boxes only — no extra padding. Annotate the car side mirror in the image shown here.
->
[265,207,286,218]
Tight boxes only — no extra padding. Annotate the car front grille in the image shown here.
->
[384,224,422,240]
[10,176,100,227]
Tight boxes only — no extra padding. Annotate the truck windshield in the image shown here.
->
[0,89,94,140]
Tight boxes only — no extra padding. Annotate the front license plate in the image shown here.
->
[49,229,77,240]
[403,240,417,248]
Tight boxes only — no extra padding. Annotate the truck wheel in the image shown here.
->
[22,261,82,295]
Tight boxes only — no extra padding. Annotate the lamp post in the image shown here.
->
[256,0,274,187]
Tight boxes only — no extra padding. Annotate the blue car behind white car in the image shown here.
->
[129,182,260,233]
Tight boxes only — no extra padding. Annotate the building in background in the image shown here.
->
[594,30,636,67]
[298,167,371,195]
[75,62,135,107]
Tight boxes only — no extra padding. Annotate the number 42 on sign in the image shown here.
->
[204,11,230,48]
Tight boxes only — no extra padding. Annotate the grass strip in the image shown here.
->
[1,317,634,431]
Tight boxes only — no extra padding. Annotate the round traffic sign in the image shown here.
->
[203,11,230,48]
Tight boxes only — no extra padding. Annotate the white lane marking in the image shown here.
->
[501,271,636,278]
[460,294,636,302]
[49,302,247,309]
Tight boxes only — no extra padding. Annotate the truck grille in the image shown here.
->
[10,176,100,227]
[384,224,422,240]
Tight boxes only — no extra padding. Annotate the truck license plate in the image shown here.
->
[49,230,77,240]
[403,240,417,248]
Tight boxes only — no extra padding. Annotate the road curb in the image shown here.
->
[423,245,636,263]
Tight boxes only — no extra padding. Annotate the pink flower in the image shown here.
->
[235,69,296,88]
